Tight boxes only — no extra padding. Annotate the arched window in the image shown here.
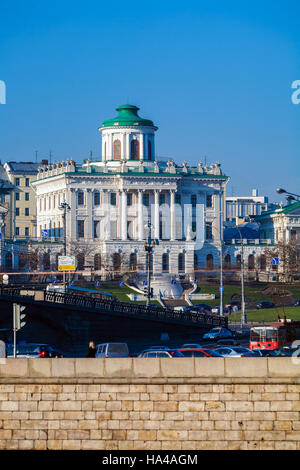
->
[129,253,137,271]
[194,253,198,270]
[148,140,152,161]
[43,253,50,271]
[248,254,255,271]
[260,255,266,271]
[113,139,121,161]
[5,252,12,268]
[236,255,241,268]
[77,253,85,271]
[178,253,185,272]
[130,139,139,160]
[224,254,231,269]
[112,253,121,271]
[206,254,213,269]
[94,254,101,270]
[162,253,169,273]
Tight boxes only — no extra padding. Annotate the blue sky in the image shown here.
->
[1,0,299,201]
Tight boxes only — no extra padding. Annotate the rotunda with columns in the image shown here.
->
[32,104,229,277]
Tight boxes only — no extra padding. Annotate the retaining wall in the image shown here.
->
[0,358,299,450]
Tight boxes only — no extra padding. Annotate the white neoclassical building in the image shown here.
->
[31,104,229,275]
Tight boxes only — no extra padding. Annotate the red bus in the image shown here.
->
[249,320,300,350]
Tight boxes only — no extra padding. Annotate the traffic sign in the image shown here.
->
[58,256,76,272]
[272,257,279,265]
[41,230,48,238]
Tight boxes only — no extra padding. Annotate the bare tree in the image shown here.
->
[264,240,298,283]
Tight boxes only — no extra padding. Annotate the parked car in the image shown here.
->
[214,346,255,357]
[275,347,300,357]
[146,346,170,350]
[173,306,191,312]
[189,304,212,312]
[211,306,229,314]
[294,299,300,306]
[138,349,184,358]
[202,327,233,340]
[256,301,275,309]
[178,348,223,357]
[6,343,64,358]
[225,301,241,311]
[216,339,240,346]
[180,343,202,349]
[252,349,278,357]
[95,343,129,358]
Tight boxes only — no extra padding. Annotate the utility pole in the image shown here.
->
[144,218,156,307]
[236,227,247,326]
[59,202,71,287]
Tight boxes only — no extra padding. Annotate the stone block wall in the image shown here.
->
[0,358,299,450]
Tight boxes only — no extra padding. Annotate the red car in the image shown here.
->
[178,348,223,357]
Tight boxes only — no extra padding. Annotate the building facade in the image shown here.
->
[226,189,279,222]
[32,105,229,275]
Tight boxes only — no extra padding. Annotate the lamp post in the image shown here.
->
[59,202,71,286]
[59,202,71,256]
[144,218,156,307]
[236,226,246,326]
[276,188,300,202]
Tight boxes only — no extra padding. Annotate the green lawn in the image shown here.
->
[229,306,300,323]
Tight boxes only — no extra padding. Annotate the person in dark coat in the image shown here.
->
[86,341,96,357]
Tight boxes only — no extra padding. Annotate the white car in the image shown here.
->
[213,346,256,357]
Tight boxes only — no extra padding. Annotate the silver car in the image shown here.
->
[213,346,256,357]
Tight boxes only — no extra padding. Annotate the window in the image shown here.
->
[110,192,116,206]
[162,253,169,273]
[148,140,152,160]
[15,178,20,186]
[224,254,231,269]
[93,221,100,238]
[94,191,100,206]
[25,227,29,237]
[25,208,29,216]
[15,208,19,216]
[175,194,181,205]
[25,178,30,187]
[25,192,29,201]
[129,253,137,271]
[77,220,84,238]
[159,193,165,205]
[15,227,19,236]
[77,191,84,206]
[206,222,213,240]
[94,254,101,270]
[127,193,132,206]
[130,139,139,160]
[15,193,20,201]
[206,254,213,269]
[206,194,213,208]
[0,195,5,203]
[143,193,149,206]
[178,253,185,272]
[248,254,255,271]
[191,194,197,208]
[113,139,121,160]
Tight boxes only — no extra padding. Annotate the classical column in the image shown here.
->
[109,133,113,160]
[121,190,127,241]
[154,190,160,240]
[170,190,175,241]
[121,134,126,161]
[104,190,111,240]
[86,189,93,241]
[69,189,77,240]
[126,133,130,160]
[140,133,144,160]
[138,190,144,241]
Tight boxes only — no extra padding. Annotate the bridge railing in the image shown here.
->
[0,288,228,328]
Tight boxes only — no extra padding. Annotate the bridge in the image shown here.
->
[0,287,228,356]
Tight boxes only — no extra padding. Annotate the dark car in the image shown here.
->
[6,343,64,358]
[138,349,184,358]
[216,339,240,346]
[189,304,212,312]
[256,301,275,309]
[294,299,300,306]
[252,349,279,357]
[178,348,223,357]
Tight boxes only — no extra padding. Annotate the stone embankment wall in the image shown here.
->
[0,358,299,450]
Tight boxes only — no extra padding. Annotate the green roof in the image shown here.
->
[101,104,156,129]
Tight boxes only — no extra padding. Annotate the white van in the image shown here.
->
[95,343,129,358]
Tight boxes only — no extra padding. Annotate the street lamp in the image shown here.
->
[144,218,157,307]
[276,188,300,201]
[59,202,71,256]
[235,226,246,327]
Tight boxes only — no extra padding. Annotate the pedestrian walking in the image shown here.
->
[86,341,96,357]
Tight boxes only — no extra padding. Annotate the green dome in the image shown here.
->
[101,104,156,128]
